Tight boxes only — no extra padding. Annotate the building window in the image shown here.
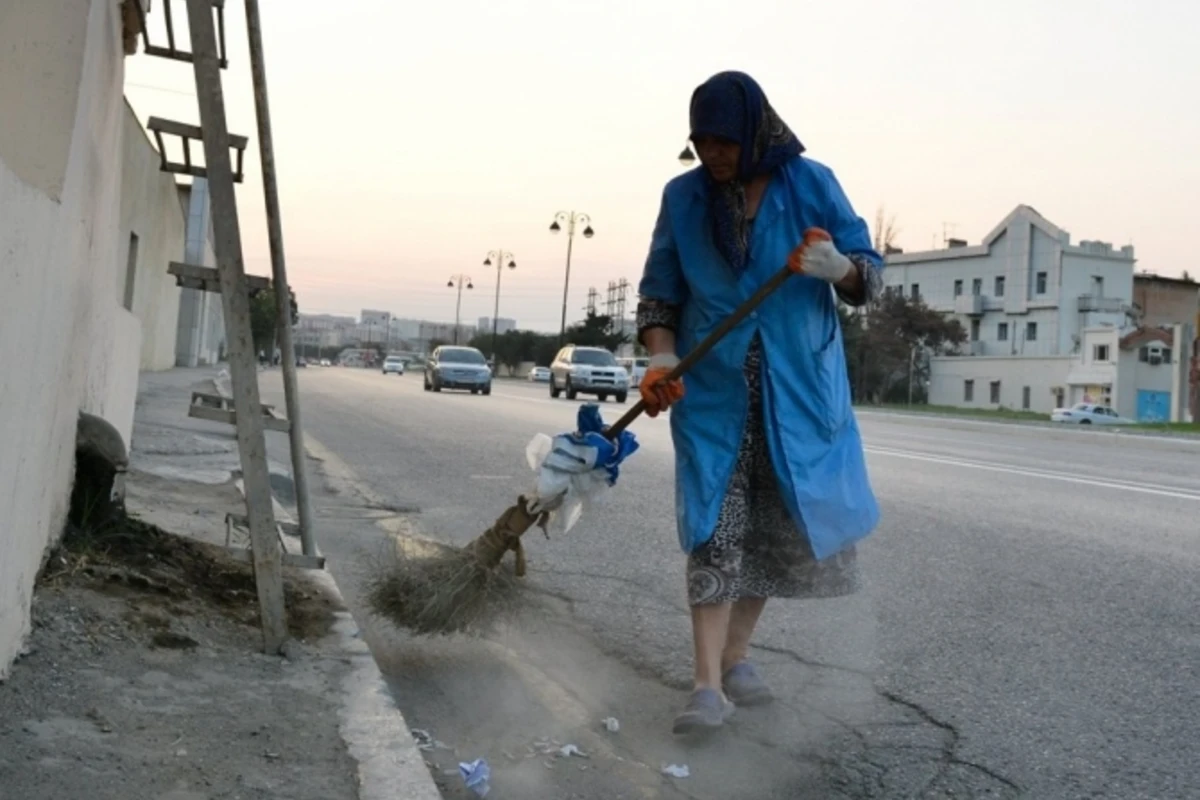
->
[970,318,980,341]
[954,279,963,297]
[964,380,974,402]
[1022,386,1031,410]
[995,276,1005,297]
[1026,322,1038,341]
[1092,275,1104,296]
[1035,272,1048,294]
[1093,344,1110,362]
[910,283,920,301]
[990,380,1001,404]
[1140,346,1172,364]
[997,322,1008,341]
[972,278,982,296]
[123,232,140,311]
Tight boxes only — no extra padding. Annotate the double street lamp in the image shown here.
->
[483,250,516,367]
[447,274,473,345]
[678,141,696,166]
[549,211,594,344]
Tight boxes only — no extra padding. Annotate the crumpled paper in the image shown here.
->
[526,404,640,532]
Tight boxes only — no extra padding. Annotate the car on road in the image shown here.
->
[549,345,628,403]
[319,358,332,367]
[1050,403,1136,425]
[424,346,492,395]
[616,356,649,387]
[528,366,551,383]
[382,356,406,376]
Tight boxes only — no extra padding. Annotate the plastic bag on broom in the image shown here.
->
[525,403,640,533]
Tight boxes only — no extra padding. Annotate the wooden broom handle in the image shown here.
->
[605,265,794,438]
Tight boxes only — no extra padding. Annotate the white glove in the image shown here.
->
[788,228,853,284]
[648,353,680,370]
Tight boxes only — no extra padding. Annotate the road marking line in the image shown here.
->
[865,446,1200,501]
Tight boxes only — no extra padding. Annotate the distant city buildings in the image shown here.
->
[477,316,517,335]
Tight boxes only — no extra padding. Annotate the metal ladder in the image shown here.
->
[130,0,320,654]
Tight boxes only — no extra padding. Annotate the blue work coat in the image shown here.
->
[639,157,882,560]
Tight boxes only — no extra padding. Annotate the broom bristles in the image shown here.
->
[367,497,547,636]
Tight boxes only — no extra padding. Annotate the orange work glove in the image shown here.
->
[640,353,684,418]
[786,227,853,284]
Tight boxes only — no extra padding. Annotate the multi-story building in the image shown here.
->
[1133,273,1200,329]
[477,316,517,335]
[418,321,476,349]
[883,205,1136,359]
[883,206,1149,414]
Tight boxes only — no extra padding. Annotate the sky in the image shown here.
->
[125,0,1200,333]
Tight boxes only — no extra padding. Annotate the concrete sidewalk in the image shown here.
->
[0,368,442,800]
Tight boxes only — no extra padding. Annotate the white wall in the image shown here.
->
[0,0,140,678]
[119,100,187,371]
[930,355,1073,413]
[175,178,225,367]
[884,207,1135,359]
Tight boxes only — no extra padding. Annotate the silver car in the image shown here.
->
[423,346,492,395]
[549,345,628,403]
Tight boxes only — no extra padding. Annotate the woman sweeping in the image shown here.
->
[636,71,884,735]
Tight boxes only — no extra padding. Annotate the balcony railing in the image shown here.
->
[1078,294,1126,314]
[954,294,985,315]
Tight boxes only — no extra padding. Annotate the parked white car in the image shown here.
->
[1050,403,1136,425]
[381,356,406,375]
[528,366,551,382]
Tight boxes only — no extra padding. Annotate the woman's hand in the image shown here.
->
[787,228,853,284]
[640,353,684,418]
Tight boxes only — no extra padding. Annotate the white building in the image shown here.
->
[1,1,191,677]
[477,316,517,335]
[885,206,1143,414]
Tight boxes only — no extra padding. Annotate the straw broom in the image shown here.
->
[368,264,796,636]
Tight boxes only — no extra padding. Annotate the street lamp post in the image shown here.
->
[447,274,474,345]
[483,250,516,371]
[549,211,594,344]
[678,141,697,166]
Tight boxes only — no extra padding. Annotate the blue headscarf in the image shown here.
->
[689,71,804,273]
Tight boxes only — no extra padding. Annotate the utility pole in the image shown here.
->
[483,250,516,370]
[615,278,629,341]
[447,274,473,345]
[549,211,595,344]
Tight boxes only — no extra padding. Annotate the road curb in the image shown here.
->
[220,374,443,800]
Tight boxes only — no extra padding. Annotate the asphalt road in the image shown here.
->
[263,367,1200,799]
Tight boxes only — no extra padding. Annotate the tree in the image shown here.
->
[844,292,966,404]
[564,311,628,351]
[873,205,901,255]
[249,288,278,356]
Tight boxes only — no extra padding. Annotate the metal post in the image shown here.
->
[907,346,915,406]
[454,278,464,345]
[186,0,287,653]
[491,253,502,367]
[559,220,575,345]
[243,0,317,559]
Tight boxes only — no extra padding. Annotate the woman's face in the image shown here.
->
[693,135,740,183]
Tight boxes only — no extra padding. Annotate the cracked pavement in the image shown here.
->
[259,367,1200,799]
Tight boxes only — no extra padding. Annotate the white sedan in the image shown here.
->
[528,366,551,382]
[1050,403,1136,425]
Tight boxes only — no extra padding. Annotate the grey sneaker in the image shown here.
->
[672,688,735,735]
[722,661,774,706]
